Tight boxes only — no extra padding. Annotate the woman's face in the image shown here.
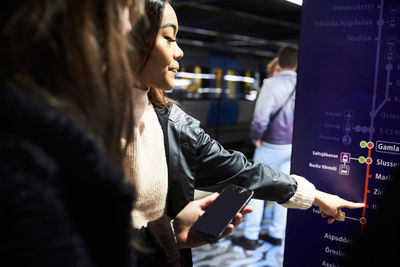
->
[139,3,184,90]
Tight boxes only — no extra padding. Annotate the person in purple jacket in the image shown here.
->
[232,46,299,265]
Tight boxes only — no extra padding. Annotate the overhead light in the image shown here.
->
[176,72,216,79]
[224,75,255,83]
[285,0,302,6]
[176,72,256,84]
[173,79,192,87]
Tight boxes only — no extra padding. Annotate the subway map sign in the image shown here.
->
[284,0,400,266]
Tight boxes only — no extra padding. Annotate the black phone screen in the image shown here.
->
[191,186,253,240]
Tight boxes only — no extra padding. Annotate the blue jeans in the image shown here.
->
[243,142,292,241]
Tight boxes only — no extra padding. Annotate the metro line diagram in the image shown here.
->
[285,0,400,266]
[336,0,399,229]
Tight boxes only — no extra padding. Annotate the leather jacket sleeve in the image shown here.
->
[186,116,297,203]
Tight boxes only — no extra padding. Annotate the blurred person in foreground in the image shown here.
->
[0,1,249,266]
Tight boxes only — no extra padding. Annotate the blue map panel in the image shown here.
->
[284,0,400,266]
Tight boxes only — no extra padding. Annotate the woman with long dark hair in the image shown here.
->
[126,0,364,265]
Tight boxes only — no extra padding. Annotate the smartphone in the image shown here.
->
[190,184,254,243]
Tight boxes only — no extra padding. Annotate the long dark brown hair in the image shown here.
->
[131,0,174,108]
[1,0,142,166]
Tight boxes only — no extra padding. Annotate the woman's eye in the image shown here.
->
[164,36,177,42]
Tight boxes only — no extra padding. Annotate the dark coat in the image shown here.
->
[155,103,297,266]
[0,84,180,267]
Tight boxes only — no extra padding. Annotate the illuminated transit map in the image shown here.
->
[284,0,400,266]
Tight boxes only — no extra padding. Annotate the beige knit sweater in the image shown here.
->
[123,88,168,228]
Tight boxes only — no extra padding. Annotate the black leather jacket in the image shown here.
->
[155,103,297,265]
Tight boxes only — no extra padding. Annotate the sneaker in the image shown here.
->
[230,236,264,250]
[258,233,282,246]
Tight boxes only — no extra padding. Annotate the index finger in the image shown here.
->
[340,200,365,209]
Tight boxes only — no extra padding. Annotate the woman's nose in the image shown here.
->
[174,44,184,60]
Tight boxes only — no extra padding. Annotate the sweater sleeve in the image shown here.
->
[279,175,316,209]
[146,216,181,266]
[134,215,181,267]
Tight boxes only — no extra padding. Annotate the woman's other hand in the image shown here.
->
[173,192,253,249]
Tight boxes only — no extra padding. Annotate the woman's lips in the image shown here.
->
[169,67,179,74]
